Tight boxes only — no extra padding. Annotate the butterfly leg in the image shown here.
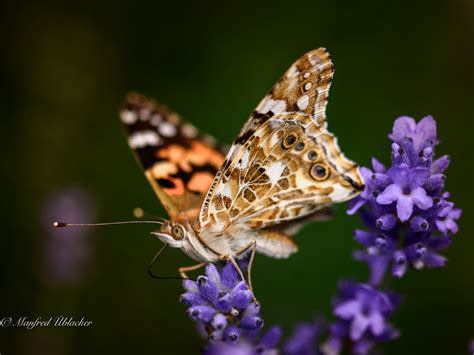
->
[178,262,206,279]
[235,240,258,301]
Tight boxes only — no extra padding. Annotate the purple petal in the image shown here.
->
[371,173,391,188]
[347,198,366,215]
[414,115,437,149]
[389,116,416,143]
[368,312,385,336]
[396,195,414,222]
[437,201,454,218]
[360,166,374,181]
[334,300,360,319]
[387,164,410,185]
[377,184,402,205]
[445,219,459,234]
[411,187,433,210]
[372,158,387,173]
[449,208,462,220]
[350,314,370,340]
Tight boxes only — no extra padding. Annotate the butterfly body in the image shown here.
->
[121,48,364,277]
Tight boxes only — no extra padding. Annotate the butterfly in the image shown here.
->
[120,48,364,291]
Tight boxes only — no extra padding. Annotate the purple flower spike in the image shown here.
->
[180,262,261,343]
[349,115,460,278]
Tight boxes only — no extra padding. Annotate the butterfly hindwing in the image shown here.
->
[121,93,226,217]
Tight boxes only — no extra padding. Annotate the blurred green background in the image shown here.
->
[1,0,473,354]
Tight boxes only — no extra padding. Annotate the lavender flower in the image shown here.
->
[348,116,461,279]
[180,262,263,343]
[322,281,400,355]
[181,115,461,354]
[41,187,97,285]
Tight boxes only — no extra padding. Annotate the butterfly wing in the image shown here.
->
[199,48,364,239]
[121,93,226,218]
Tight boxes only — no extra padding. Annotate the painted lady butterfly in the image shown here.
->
[121,48,364,290]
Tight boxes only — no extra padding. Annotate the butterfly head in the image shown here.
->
[151,220,190,248]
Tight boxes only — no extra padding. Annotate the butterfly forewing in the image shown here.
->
[121,93,227,217]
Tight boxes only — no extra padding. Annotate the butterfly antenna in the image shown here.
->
[53,220,164,228]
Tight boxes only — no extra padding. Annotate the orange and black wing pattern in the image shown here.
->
[120,93,226,217]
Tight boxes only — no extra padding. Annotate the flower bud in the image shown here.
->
[424,174,445,192]
[410,216,429,232]
[376,214,397,230]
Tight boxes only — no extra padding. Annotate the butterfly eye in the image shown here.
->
[171,224,186,240]
[310,164,330,181]
[282,133,298,149]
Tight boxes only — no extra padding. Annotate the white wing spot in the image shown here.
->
[266,162,285,185]
[297,95,309,110]
[121,110,137,124]
[303,72,311,79]
[159,122,177,137]
[304,82,312,91]
[258,98,286,114]
[270,129,282,146]
[239,150,250,169]
[128,131,161,148]
[216,183,232,197]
